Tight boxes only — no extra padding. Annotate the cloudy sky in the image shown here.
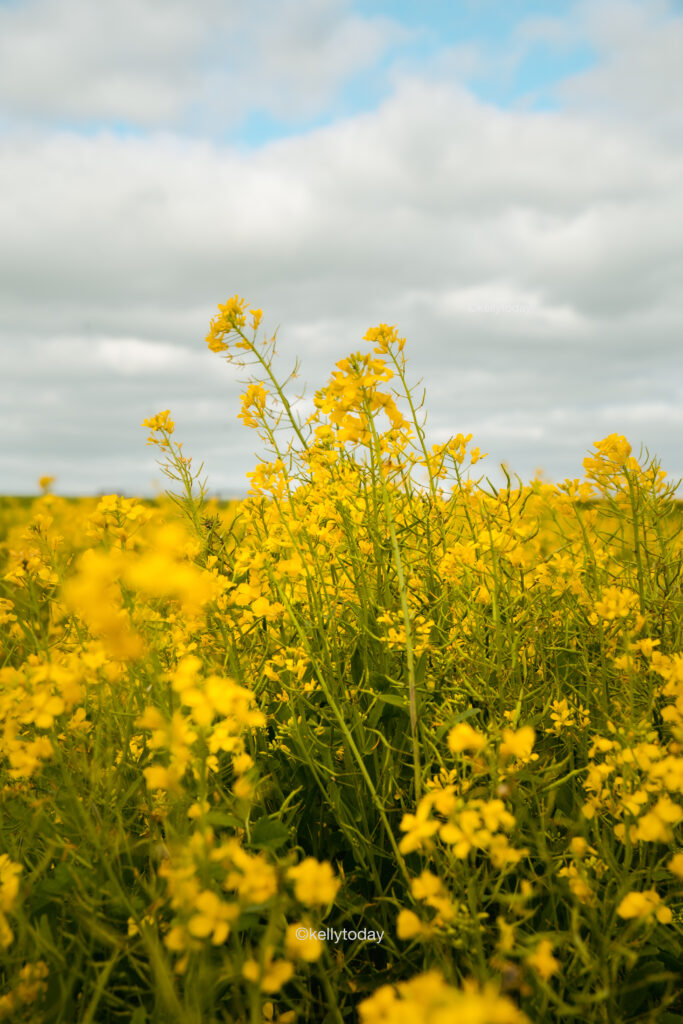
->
[1,0,682,496]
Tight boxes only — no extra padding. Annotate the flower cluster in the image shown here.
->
[1,299,682,1023]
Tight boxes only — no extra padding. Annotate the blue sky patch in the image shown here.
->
[232,0,599,145]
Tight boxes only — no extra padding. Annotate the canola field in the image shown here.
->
[1,297,683,1023]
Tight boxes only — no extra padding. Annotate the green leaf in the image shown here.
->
[376,693,408,708]
[207,811,242,829]
[250,817,290,850]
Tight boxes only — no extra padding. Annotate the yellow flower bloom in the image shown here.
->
[225,850,278,906]
[448,721,487,753]
[142,409,175,433]
[285,923,324,962]
[0,855,21,950]
[363,322,404,354]
[569,837,587,858]
[143,764,181,792]
[396,909,424,940]
[497,918,516,955]
[399,797,438,854]
[187,890,236,944]
[617,889,672,924]
[548,699,576,733]
[358,972,529,1024]
[411,870,444,901]
[593,586,638,621]
[500,726,535,762]
[558,865,594,905]
[288,858,340,907]
[667,853,683,879]
[243,956,294,993]
[16,960,49,1004]
[238,383,269,430]
[206,295,249,351]
[0,855,21,914]
[526,938,560,980]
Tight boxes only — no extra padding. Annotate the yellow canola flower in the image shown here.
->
[526,938,560,980]
[0,855,21,950]
[448,722,487,754]
[593,586,639,621]
[497,918,516,955]
[408,870,455,927]
[570,837,588,858]
[206,295,250,352]
[223,847,278,906]
[617,890,672,924]
[363,322,405,353]
[411,871,446,902]
[262,1000,295,1024]
[0,856,21,915]
[285,923,324,962]
[167,656,264,732]
[548,699,575,733]
[287,858,340,907]
[583,434,632,474]
[232,775,255,800]
[396,909,424,940]
[135,706,165,732]
[142,410,175,434]
[6,734,54,781]
[238,382,269,429]
[499,727,535,762]
[243,955,294,993]
[634,797,683,843]
[0,961,49,1017]
[143,764,182,792]
[0,597,17,627]
[62,549,144,662]
[20,688,65,731]
[122,524,226,613]
[186,890,237,945]
[667,853,683,879]
[398,797,439,854]
[557,864,595,906]
[358,971,529,1024]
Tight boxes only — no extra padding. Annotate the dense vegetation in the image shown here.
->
[1,298,682,1022]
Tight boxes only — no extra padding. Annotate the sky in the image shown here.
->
[1,0,682,497]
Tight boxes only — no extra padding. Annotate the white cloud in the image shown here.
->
[0,0,405,130]
[0,0,209,124]
[556,0,683,140]
[94,338,199,374]
[1,0,682,493]
[597,402,683,425]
